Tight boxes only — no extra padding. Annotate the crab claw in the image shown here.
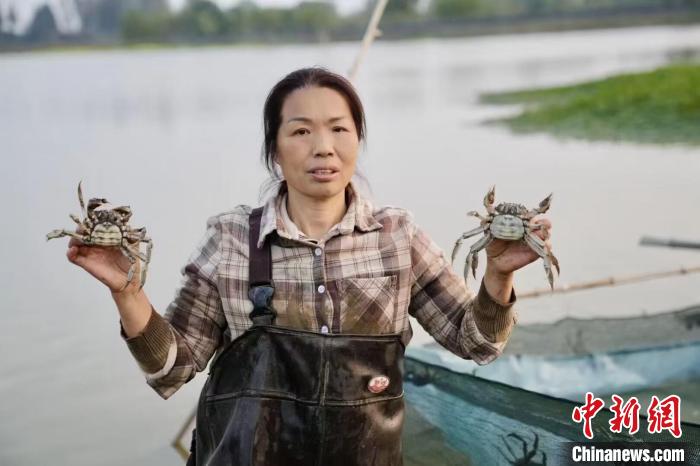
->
[78,180,86,219]
[484,185,496,215]
[550,250,561,276]
[537,192,553,214]
[484,185,495,208]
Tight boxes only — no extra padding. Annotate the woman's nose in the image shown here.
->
[312,130,334,156]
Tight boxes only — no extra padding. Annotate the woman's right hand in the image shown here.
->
[66,226,142,296]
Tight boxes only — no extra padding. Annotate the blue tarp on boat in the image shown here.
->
[400,303,700,465]
[408,341,700,399]
[402,349,700,466]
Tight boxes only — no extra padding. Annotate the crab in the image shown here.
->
[450,185,560,290]
[496,431,547,466]
[46,181,153,291]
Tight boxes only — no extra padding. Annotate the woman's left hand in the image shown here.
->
[485,216,553,275]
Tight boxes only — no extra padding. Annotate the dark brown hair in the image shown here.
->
[261,66,368,180]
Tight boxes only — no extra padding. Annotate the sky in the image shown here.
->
[168,0,367,15]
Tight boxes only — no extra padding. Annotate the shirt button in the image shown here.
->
[317,284,326,294]
[320,325,329,334]
[314,248,322,256]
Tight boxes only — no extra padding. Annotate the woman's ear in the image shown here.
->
[273,158,284,179]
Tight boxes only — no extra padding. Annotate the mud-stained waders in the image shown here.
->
[186,207,406,466]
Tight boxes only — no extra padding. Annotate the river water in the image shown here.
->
[1,25,699,465]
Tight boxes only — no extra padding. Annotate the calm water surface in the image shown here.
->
[1,25,699,465]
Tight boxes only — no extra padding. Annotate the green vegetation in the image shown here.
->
[480,64,700,145]
[121,0,340,43]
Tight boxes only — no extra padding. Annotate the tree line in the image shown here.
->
[120,0,700,43]
[3,0,700,47]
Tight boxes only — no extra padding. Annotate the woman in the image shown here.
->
[66,67,553,465]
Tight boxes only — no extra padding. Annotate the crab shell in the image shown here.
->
[88,223,125,247]
[491,203,529,240]
[490,214,526,240]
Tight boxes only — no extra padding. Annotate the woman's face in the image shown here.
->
[275,85,359,201]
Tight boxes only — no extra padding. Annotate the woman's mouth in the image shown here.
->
[309,168,339,182]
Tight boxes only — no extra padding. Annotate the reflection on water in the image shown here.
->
[1,25,700,466]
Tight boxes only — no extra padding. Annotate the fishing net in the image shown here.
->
[401,303,700,465]
[402,353,700,466]
[500,303,700,357]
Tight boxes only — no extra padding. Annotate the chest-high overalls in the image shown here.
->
[187,207,406,466]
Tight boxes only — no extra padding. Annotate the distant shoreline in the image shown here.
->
[2,7,700,55]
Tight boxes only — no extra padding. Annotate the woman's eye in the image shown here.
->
[294,128,309,135]
[333,127,347,132]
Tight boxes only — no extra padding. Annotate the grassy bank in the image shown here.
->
[480,63,700,145]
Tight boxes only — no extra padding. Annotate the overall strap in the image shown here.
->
[248,207,276,326]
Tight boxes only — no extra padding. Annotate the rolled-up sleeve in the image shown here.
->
[120,215,226,400]
[407,220,518,365]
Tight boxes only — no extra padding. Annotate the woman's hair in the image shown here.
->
[259,66,369,199]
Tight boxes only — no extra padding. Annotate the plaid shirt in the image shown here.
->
[121,181,518,400]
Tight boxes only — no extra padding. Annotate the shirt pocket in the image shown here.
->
[338,275,398,335]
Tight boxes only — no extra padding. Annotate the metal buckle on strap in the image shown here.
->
[248,284,274,308]
[248,284,276,325]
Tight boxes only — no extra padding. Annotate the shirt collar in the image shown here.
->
[257,180,383,248]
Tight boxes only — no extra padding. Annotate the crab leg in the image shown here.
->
[531,432,540,456]
[507,433,530,459]
[465,232,492,284]
[121,241,148,288]
[138,237,153,290]
[524,232,556,290]
[74,214,92,229]
[450,225,486,264]
[466,210,490,223]
[495,446,515,465]
[131,247,149,263]
[525,229,560,275]
[119,245,138,286]
[525,225,546,242]
[498,434,519,463]
[124,229,153,290]
[46,229,85,242]
[125,231,150,259]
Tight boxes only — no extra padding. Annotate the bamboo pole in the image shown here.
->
[640,236,700,250]
[172,406,197,461]
[348,0,390,82]
[518,265,700,299]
